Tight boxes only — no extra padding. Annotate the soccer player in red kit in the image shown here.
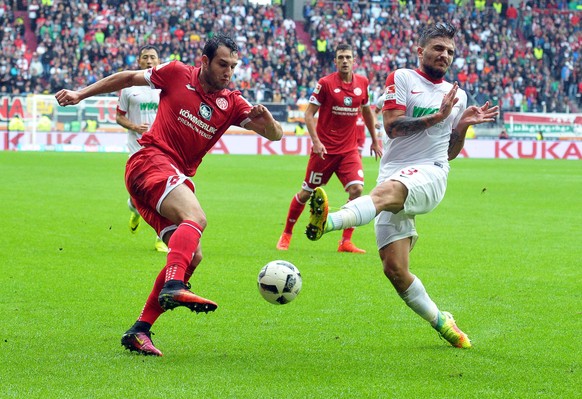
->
[276,43,382,253]
[55,34,283,356]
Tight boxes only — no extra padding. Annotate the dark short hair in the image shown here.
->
[203,34,239,61]
[418,22,457,47]
[335,43,353,56]
[138,45,159,57]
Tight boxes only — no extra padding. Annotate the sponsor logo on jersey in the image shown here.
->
[178,108,218,139]
[199,103,213,120]
[185,84,196,91]
[354,87,362,96]
[334,88,341,93]
[410,90,423,94]
[216,97,228,110]
[385,84,396,100]
[313,83,322,94]
[344,97,353,106]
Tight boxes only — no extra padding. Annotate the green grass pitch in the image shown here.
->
[0,151,580,398]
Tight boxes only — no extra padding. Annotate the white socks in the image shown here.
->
[328,195,377,231]
[399,276,440,327]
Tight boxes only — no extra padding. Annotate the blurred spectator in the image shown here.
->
[0,0,578,123]
[498,129,510,140]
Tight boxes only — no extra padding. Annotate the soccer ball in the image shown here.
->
[257,260,302,305]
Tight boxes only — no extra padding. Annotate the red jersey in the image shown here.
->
[309,72,370,154]
[139,61,253,176]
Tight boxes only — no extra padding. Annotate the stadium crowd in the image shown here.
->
[1,0,580,116]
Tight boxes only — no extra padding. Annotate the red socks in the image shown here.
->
[164,220,204,282]
[137,220,204,325]
[283,195,306,234]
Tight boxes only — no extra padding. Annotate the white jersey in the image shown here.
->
[379,68,467,177]
[117,85,160,154]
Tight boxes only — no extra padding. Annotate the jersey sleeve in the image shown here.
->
[232,93,254,127]
[382,71,407,112]
[309,78,326,106]
[145,61,182,90]
[117,89,129,115]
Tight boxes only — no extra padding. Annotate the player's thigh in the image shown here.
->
[126,148,197,231]
[301,153,340,191]
[380,164,448,215]
[160,183,206,227]
[390,164,448,215]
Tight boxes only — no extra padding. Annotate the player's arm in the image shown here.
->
[361,105,383,159]
[243,104,283,141]
[384,82,459,139]
[448,101,498,160]
[116,112,149,134]
[55,70,148,106]
[304,103,327,159]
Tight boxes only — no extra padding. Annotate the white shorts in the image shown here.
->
[374,162,449,250]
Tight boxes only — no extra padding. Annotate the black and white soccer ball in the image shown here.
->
[257,260,302,305]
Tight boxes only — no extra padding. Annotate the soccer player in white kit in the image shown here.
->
[306,23,499,348]
[116,45,168,252]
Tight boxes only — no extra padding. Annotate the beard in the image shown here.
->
[422,63,447,80]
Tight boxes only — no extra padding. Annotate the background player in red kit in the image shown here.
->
[276,43,382,253]
[55,34,283,357]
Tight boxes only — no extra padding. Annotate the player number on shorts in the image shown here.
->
[309,172,323,185]
[401,168,418,176]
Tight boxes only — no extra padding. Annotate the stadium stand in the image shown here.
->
[1,0,580,119]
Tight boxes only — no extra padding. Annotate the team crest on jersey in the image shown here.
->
[199,103,213,120]
[344,97,353,106]
[216,97,228,110]
[354,87,362,96]
[385,84,396,101]
[313,83,322,94]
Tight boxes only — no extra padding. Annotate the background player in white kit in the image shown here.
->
[306,23,499,348]
[116,45,168,252]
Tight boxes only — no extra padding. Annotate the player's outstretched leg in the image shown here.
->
[306,187,329,241]
[158,280,218,313]
[121,330,163,356]
[436,312,472,349]
[128,199,141,234]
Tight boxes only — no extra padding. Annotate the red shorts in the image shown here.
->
[125,146,195,237]
[302,149,364,192]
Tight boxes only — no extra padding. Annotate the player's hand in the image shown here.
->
[312,141,327,160]
[55,90,82,107]
[461,101,499,126]
[437,82,459,120]
[370,139,383,160]
[136,123,150,134]
[247,104,274,122]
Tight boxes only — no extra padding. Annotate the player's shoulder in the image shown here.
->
[394,68,417,78]
[319,73,335,85]
[153,60,191,75]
